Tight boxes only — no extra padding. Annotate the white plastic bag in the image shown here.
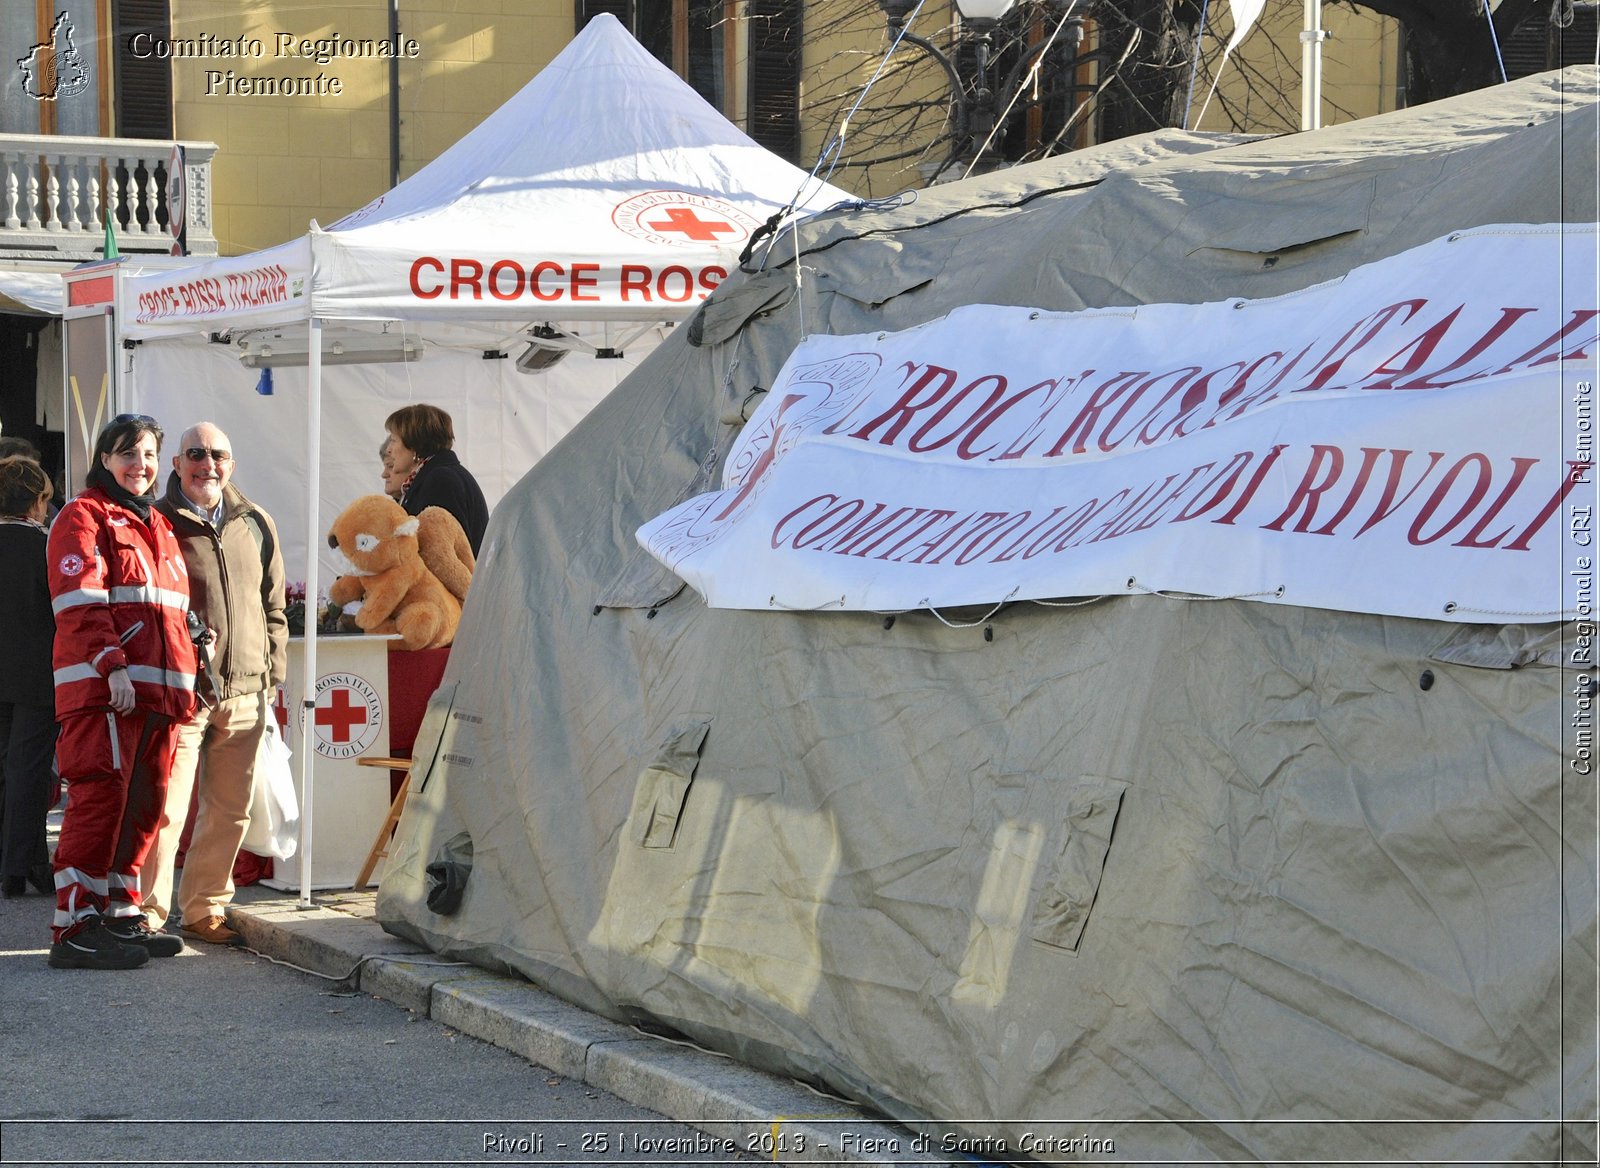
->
[242,720,299,860]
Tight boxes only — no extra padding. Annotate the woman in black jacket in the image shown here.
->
[385,403,489,555]
[0,455,58,897]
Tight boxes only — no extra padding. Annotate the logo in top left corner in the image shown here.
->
[19,12,90,102]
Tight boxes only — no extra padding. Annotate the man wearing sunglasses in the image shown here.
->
[144,422,287,945]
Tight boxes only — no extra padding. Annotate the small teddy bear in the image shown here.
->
[327,495,462,651]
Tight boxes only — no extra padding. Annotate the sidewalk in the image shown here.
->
[227,885,956,1167]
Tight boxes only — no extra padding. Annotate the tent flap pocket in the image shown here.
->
[1031,776,1127,952]
[630,716,712,849]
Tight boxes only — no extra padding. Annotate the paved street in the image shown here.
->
[0,881,756,1166]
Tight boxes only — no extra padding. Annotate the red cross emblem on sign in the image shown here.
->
[315,686,368,742]
[646,206,736,242]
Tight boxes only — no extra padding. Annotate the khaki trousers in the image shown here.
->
[143,691,267,929]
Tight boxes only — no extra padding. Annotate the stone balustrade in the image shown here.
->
[0,134,217,260]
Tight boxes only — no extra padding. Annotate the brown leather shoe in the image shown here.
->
[179,916,240,945]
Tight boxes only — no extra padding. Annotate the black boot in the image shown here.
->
[102,913,184,958]
[1,876,24,898]
[48,919,150,970]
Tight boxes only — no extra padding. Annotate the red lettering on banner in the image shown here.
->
[529,261,564,301]
[410,256,444,298]
[849,363,959,445]
[699,267,726,295]
[907,375,1007,454]
[956,378,1060,460]
[571,263,600,301]
[1407,453,1496,544]
[1043,372,1143,458]
[1212,444,1287,526]
[656,266,693,302]
[450,258,484,299]
[487,260,526,300]
[1352,450,1445,538]
[1363,307,1466,391]
[620,265,652,300]
[1397,307,1537,389]
[1201,346,1310,429]
[1098,367,1203,451]
[1262,445,1346,533]
[991,506,1071,562]
[1492,310,1600,373]
[1454,457,1539,548]
[772,495,839,548]
[1307,446,1386,536]
[1297,300,1428,393]
[1170,451,1259,524]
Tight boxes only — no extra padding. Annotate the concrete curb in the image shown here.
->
[228,890,955,1166]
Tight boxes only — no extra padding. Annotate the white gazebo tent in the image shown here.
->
[114,14,848,895]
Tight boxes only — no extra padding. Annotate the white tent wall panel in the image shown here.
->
[124,333,653,585]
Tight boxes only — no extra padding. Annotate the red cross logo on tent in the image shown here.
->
[310,673,383,759]
[612,190,762,249]
[646,206,735,242]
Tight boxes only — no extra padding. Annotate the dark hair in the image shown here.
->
[385,403,454,458]
[0,436,41,461]
[0,455,52,518]
[87,416,164,489]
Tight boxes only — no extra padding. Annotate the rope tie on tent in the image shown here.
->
[921,588,1020,629]
[1027,594,1113,608]
[769,594,848,611]
[1126,578,1287,602]
[1443,602,1565,618]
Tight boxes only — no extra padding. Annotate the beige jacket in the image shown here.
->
[156,475,288,703]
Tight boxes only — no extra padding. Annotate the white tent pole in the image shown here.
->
[298,314,323,908]
[1300,0,1326,131]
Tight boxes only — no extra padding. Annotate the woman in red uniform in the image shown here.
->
[46,415,198,970]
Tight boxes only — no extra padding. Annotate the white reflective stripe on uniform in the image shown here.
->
[57,866,108,895]
[54,663,103,686]
[53,587,110,613]
[108,872,140,896]
[108,584,189,610]
[91,645,118,667]
[106,712,121,771]
[126,665,196,691]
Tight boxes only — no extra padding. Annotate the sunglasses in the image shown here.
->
[184,447,232,463]
[112,412,158,426]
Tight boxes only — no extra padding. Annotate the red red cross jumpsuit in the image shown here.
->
[47,486,197,941]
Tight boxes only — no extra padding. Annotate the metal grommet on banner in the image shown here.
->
[1443,601,1458,614]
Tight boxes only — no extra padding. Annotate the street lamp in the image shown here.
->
[875,0,1081,179]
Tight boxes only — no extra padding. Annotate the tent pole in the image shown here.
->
[1300,0,1325,131]
[299,314,323,908]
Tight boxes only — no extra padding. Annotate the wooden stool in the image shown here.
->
[354,757,412,889]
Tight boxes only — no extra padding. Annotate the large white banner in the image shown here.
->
[640,224,1599,621]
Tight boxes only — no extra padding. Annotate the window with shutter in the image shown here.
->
[746,1,802,162]
[109,1,174,233]
[576,1,729,111]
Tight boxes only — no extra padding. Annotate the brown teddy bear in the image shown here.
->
[415,506,475,603]
[327,495,462,651]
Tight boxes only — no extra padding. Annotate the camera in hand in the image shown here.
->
[186,610,213,647]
